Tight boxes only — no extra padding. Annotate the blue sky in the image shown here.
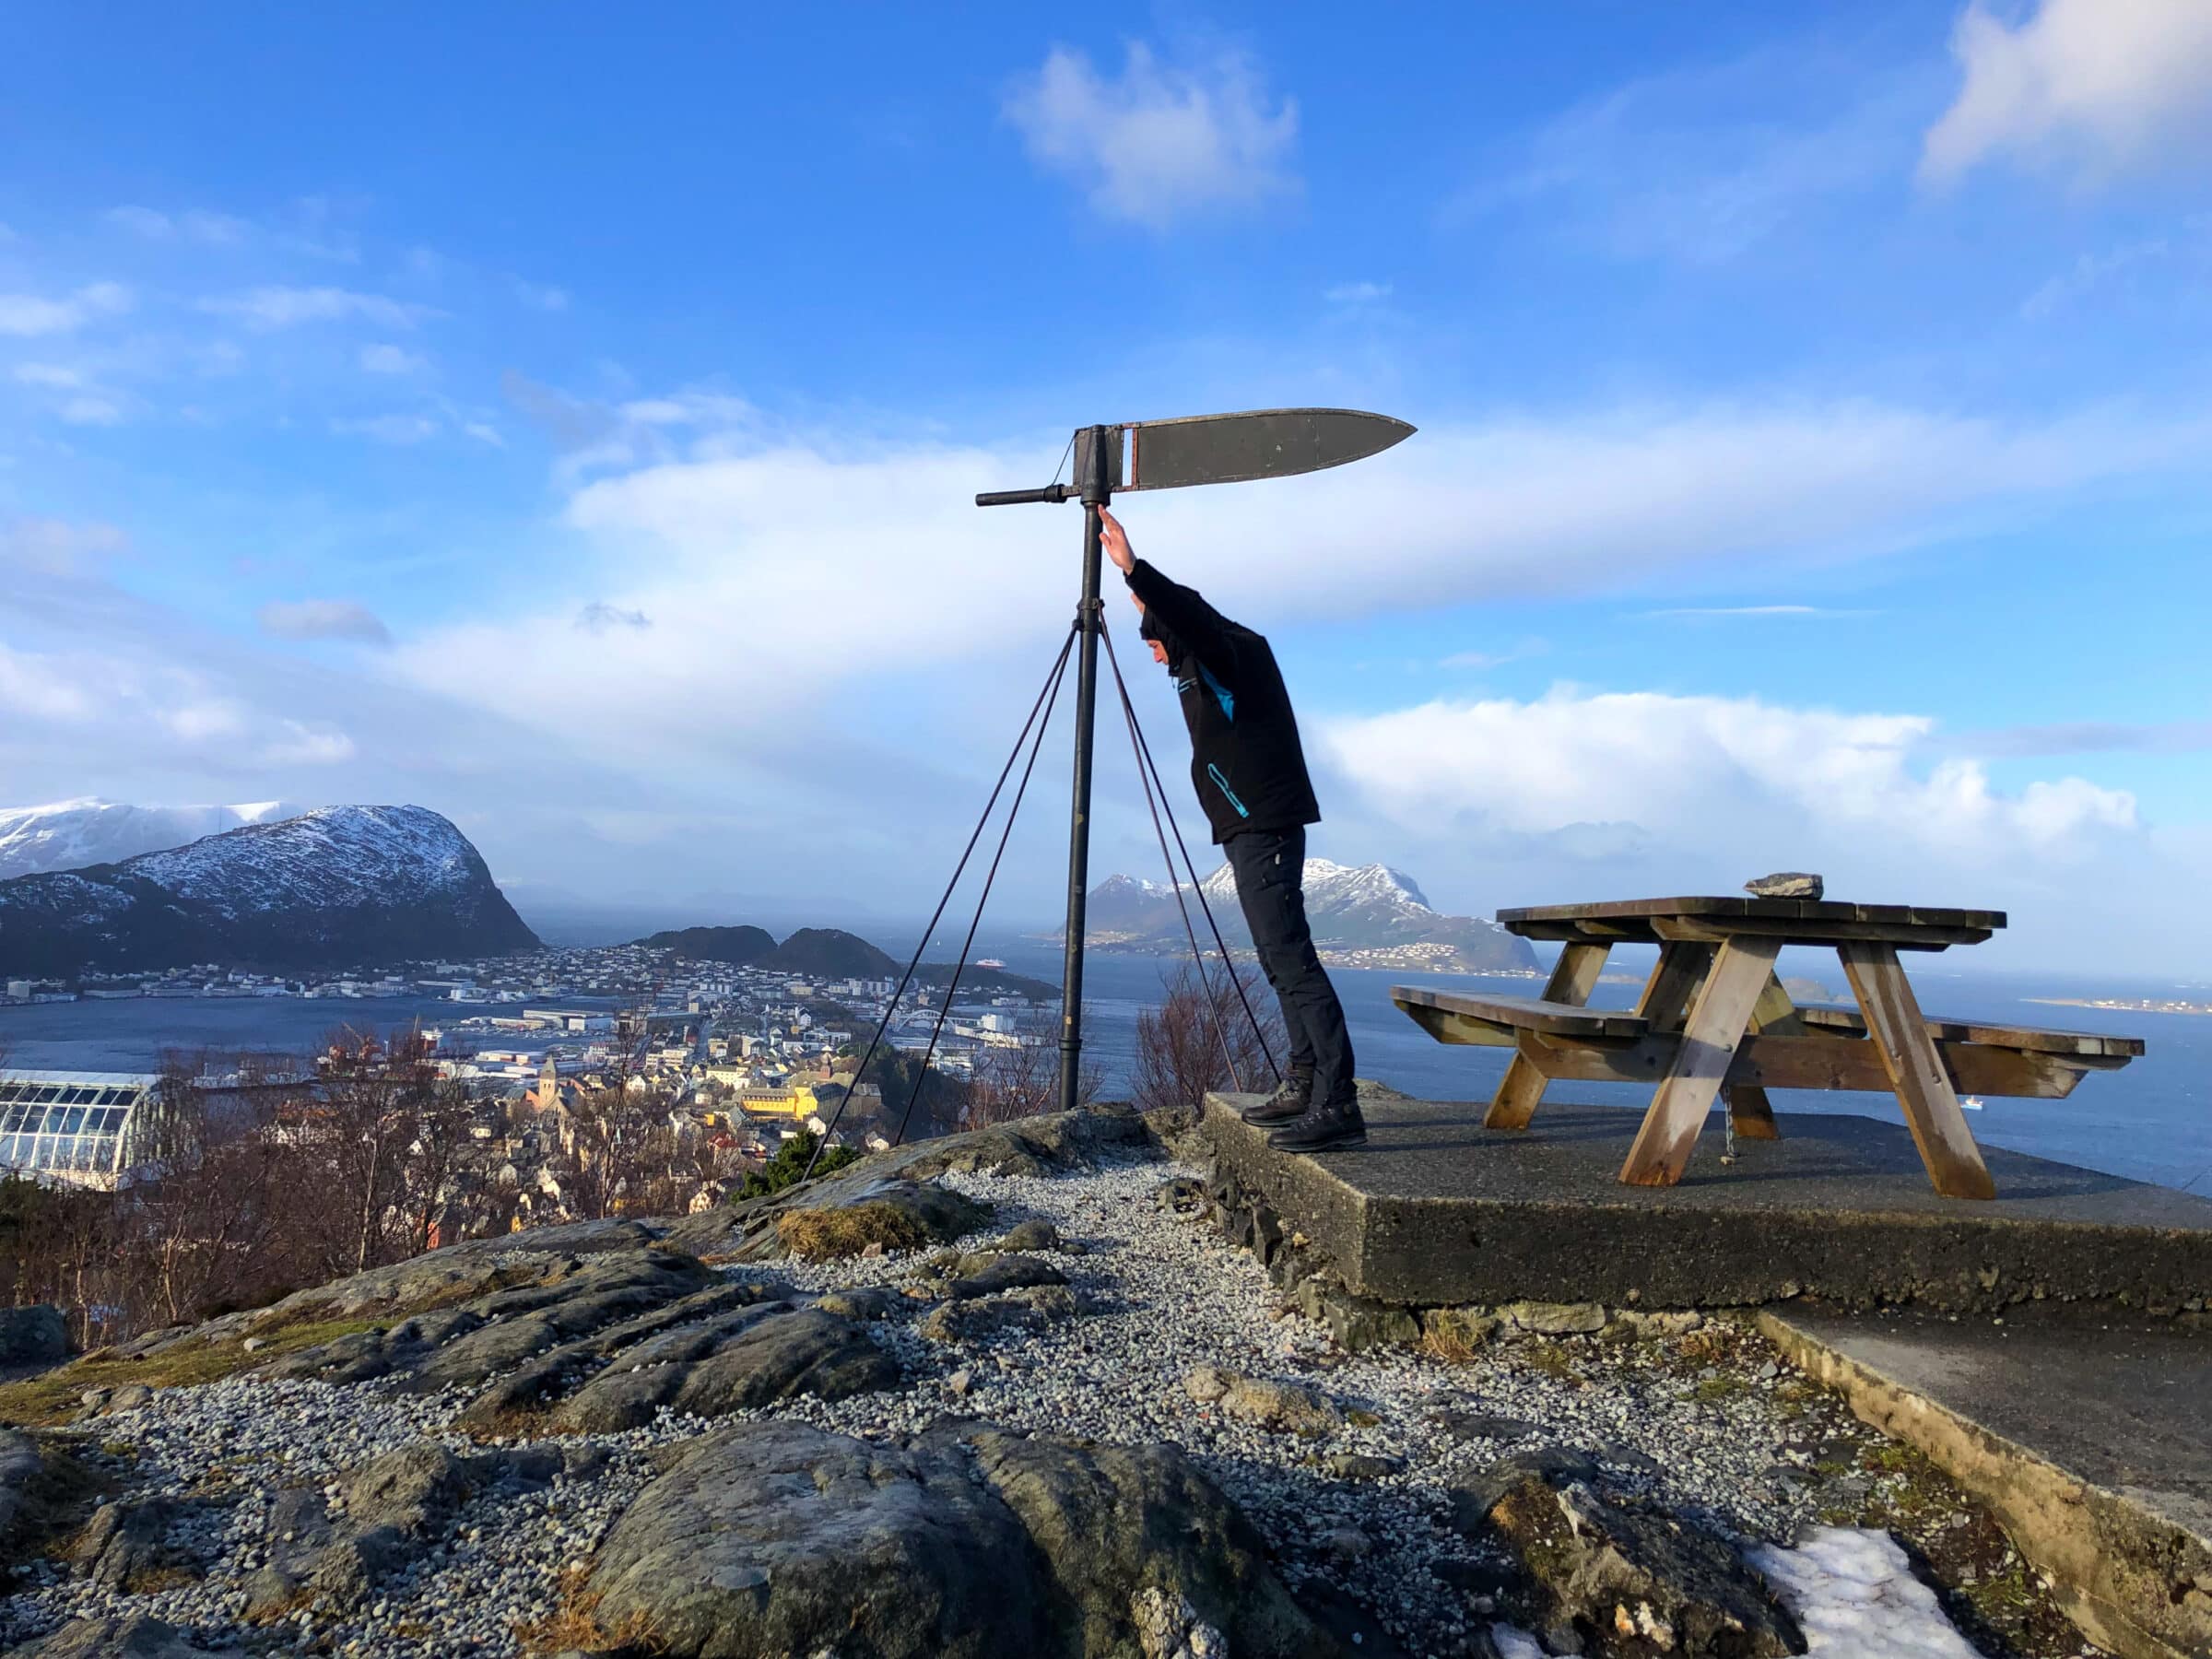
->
[2,1,2207,973]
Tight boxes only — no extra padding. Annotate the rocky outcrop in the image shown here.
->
[551,1307,897,1432]
[0,1430,95,1572]
[11,1613,222,1657]
[0,1307,67,1366]
[585,1420,1339,1659]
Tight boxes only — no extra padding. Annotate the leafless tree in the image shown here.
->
[962,1016,1104,1128]
[1130,962,1284,1113]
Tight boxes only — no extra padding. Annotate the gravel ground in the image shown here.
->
[0,1151,1876,1657]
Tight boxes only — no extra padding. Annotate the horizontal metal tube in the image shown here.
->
[975,485,1077,507]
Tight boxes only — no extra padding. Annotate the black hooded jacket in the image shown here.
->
[1125,558,1321,844]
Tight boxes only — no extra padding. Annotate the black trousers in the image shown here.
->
[1224,826,1355,1102]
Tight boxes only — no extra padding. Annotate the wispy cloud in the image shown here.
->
[1643,604,1877,618]
[513,278,570,312]
[0,518,129,577]
[1004,41,1299,229]
[1967,718,2212,757]
[255,599,393,645]
[1459,47,1923,265]
[1325,280,1392,305]
[330,413,438,444]
[574,601,652,633]
[358,343,427,375]
[1441,638,1547,671]
[103,205,247,243]
[0,282,133,337]
[1924,0,2212,184]
[2019,232,2182,319]
[202,287,440,331]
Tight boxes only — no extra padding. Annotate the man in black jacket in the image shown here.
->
[1100,506,1364,1153]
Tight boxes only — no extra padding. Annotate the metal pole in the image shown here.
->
[1058,425,1110,1112]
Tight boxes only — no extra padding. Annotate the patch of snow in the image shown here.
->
[1748,1527,1982,1658]
[0,797,307,878]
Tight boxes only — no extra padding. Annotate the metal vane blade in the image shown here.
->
[1113,407,1414,493]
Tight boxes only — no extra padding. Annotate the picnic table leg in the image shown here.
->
[1487,940,1609,1129]
[1619,936,1780,1186]
[1724,974,1799,1142]
[1838,942,1996,1200]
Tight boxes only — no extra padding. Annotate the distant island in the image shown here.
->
[637,924,1058,1002]
[2028,995,2210,1018]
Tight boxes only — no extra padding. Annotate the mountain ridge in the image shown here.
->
[0,805,537,975]
[0,797,308,880]
[1075,856,1536,972]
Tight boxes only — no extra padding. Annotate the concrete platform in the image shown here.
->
[1203,1093,2212,1313]
[1762,1302,2212,1659]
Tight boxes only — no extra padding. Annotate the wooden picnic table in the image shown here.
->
[1392,896,2146,1200]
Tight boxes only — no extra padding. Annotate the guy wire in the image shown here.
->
[890,628,1072,1146]
[798,622,1078,1183]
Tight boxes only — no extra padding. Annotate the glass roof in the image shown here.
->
[0,1072,158,1182]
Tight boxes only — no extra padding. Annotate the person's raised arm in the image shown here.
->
[1099,507,1237,673]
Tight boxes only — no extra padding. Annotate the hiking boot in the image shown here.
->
[1240,1065,1313,1126]
[1266,1095,1368,1154]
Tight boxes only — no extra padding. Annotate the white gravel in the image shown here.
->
[0,1150,1847,1657]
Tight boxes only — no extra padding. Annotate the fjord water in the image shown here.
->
[3,951,2205,1194]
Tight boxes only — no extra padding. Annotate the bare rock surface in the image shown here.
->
[588,1418,1336,1659]
[10,1611,221,1655]
[586,1418,1051,1658]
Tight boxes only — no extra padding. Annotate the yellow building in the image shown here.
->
[735,1083,819,1121]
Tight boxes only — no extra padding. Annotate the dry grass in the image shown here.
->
[1419,1326,1483,1365]
[0,1316,389,1428]
[775,1202,930,1262]
[512,1565,665,1654]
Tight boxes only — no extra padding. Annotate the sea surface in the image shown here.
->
[4,948,2206,1195]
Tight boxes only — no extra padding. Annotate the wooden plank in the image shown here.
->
[1726,973,1800,1139]
[1517,1030,2096,1100]
[1633,942,1713,1031]
[1618,936,1781,1187]
[1487,942,1608,1130]
[1650,916,1993,950]
[1840,943,1996,1201]
[1498,896,2006,930]
[1794,1004,2144,1059]
[1395,999,1517,1049]
[1394,986,1647,1041]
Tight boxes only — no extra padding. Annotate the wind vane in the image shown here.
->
[977,407,1414,1112]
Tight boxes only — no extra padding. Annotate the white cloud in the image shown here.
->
[202,287,439,331]
[260,720,356,765]
[1004,41,1299,229]
[1325,281,1392,304]
[1924,0,2212,182]
[0,518,128,576]
[0,642,96,722]
[574,602,651,633]
[0,282,132,337]
[390,392,2212,782]
[256,599,393,645]
[513,278,570,312]
[59,395,124,427]
[462,422,505,448]
[13,363,87,390]
[103,205,246,243]
[1318,688,2140,874]
[359,343,427,375]
[331,413,438,445]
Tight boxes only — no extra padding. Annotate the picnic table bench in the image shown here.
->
[1392,896,2146,1200]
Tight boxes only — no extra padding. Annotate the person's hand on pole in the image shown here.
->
[1099,505,1135,575]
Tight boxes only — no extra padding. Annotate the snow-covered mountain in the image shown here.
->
[0,798,306,879]
[1080,857,1535,971]
[0,805,538,975]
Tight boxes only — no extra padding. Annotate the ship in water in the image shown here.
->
[975,957,1007,970]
